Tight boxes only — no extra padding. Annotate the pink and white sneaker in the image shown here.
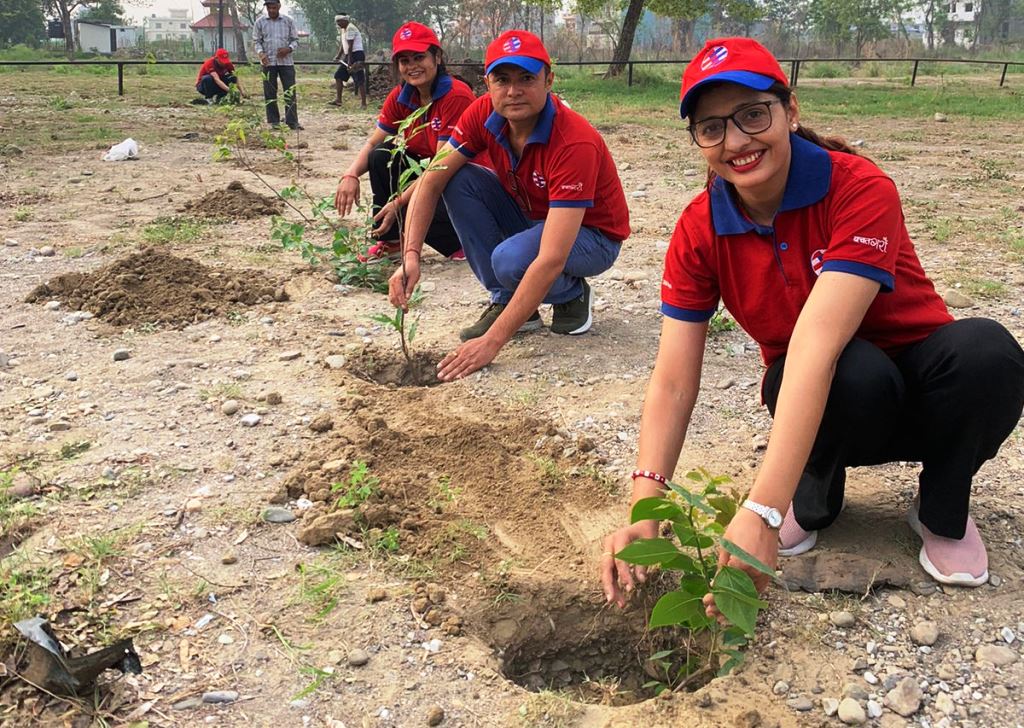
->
[778,506,817,557]
[448,248,466,261]
[907,501,988,587]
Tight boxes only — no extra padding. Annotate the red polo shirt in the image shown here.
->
[196,57,234,84]
[661,134,952,366]
[377,74,478,159]
[449,94,631,243]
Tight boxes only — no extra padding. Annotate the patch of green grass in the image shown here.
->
[62,246,84,258]
[528,455,566,491]
[708,308,738,336]
[13,207,32,221]
[0,467,40,541]
[198,382,244,401]
[428,474,461,511]
[0,557,53,630]
[294,560,346,621]
[965,278,1007,298]
[58,440,91,460]
[924,216,954,244]
[974,158,1011,181]
[331,461,380,509]
[141,216,209,245]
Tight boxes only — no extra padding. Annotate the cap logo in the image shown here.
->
[400,27,412,39]
[700,45,729,71]
[503,36,522,53]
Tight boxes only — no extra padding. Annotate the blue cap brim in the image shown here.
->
[485,56,544,75]
[680,71,778,120]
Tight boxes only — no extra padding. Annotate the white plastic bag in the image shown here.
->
[102,138,139,161]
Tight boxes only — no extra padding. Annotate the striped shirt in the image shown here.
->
[253,15,298,67]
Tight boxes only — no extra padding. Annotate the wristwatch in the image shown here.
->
[742,500,783,529]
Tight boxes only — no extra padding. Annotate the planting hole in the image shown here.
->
[347,349,444,387]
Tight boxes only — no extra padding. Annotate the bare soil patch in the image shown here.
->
[346,347,444,387]
[24,247,287,328]
[179,180,283,219]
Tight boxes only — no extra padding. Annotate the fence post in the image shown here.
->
[911,59,919,87]
[999,63,1008,87]
[627,62,633,87]
[793,60,800,87]
[117,62,124,96]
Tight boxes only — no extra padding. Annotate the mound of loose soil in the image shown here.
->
[279,384,612,576]
[180,180,283,219]
[347,349,442,387]
[25,247,287,328]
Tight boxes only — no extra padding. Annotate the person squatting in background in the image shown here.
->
[195,48,246,103]
[601,37,1024,613]
[334,22,479,262]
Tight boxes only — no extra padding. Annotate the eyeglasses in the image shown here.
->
[506,170,532,212]
[688,100,779,148]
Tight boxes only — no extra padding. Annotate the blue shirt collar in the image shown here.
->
[710,133,833,235]
[396,72,453,109]
[483,94,557,165]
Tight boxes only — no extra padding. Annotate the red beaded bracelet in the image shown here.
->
[631,469,668,485]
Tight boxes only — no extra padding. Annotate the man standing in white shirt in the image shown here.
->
[331,13,367,108]
[253,0,301,129]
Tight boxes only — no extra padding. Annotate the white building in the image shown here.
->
[903,0,979,47]
[144,9,192,43]
[76,21,140,54]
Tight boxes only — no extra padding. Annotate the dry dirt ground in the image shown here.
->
[1,77,1023,728]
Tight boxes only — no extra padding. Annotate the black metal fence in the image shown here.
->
[1,57,1020,96]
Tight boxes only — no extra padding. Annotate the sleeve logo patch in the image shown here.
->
[559,182,583,192]
[853,234,888,252]
[531,171,547,188]
[810,248,825,276]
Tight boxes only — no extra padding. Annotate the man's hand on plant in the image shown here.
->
[702,505,778,623]
[436,337,500,382]
[601,521,659,608]
[334,176,359,216]
[388,258,420,310]
[371,202,399,237]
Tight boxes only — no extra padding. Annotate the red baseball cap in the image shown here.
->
[485,30,551,75]
[391,22,439,58]
[679,37,789,120]
[215,48,230,62]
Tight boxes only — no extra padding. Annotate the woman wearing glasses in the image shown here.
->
[334,22,476,261]
[601,38,1024,612]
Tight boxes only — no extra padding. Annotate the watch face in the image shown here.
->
[767,508,783,529]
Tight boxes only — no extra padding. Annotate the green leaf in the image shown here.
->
[721,538,776,576]
[666,481,716,515]
[649,590,704,629]
[708,495,738,526]
[649,649,675,661]
[614,537,681,566]
[661,552,698,573]
[630,497,682,523]
[672,522,713,550]
[711,566,767,636]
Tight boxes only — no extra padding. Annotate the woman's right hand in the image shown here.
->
[388,256,420,310]
[601,520,660,608]
[334,175,359,217]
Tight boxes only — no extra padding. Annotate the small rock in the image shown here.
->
[4,238,19,247]
[354,326,369,337]
[830,610,856,628]
[842,682,869,700]
[943,289,974,308]
[1000,626,1015,644]
[623,270,649,284]
[990,573,1002,587]
[221,399,241,416]
[716,377,735,390]
[934,112,948,122]
[910,621,939,646]
[752,434,768,451]
[863,671,878,685]
[265,391,282,405]
[263,507,296,524]
[885,677,922,717]
[185,498,202,513]
[419,281,436,292]
[202,690,239,704]
[325,355,347,370]
[787,696,813,711]
[772,680,790,695]
[975,644,1017,666]
[683,168,699,176]
[221,551,238,565]
[217,633,235,645]
[65,371,78,381]
[367,588,388,603]
[886,594,907,609]
[851,139,865,147]
[279,350,302,361]
[426,705,445,726]
[38,246,56,257]
[48,421,72,432]
[935,691,955,715]
[113,349,131,361]
[837,697,866,724]
[866,699,882,718]
[172,697,203,710]
[348,648,370,667]
[45,301,62,310]
[309,414,333,433]
[822,698,840,716]
[629,190,647,199]
[240,413,261,427]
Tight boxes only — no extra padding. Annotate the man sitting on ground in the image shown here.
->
[195,48,245,103]
[389,30,630,382]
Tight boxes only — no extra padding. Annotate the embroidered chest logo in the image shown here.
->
[531,171,546,188]
[430,116,442,131]
[810,248,825,276]
[701,46,729,71]
[503,36,522,53]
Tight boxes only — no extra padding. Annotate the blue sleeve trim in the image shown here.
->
[661,303,717,322]
[377,122,397,134]
[453,143,477,159]
[820,260,894,293]
[438,134,451,143]
[550,199,594,208]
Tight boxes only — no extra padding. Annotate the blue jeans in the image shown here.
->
[442,164,620,304]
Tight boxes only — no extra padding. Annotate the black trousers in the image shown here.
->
[197,73,236,99]
[367,141,461,257]
[762,318,1024,539]
[262,65,298,128]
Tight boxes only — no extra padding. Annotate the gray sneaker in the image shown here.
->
[459,304,542,342]
[551,279,592,335]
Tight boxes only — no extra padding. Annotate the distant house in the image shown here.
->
[144,9,192,44]
[76,21,140,54]
[190,0,249,54]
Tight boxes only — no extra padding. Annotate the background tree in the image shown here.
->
[291,0,414,51]
[0,0,45,48]
[77,0,126,24]
[43,0,98,56]
[227,0,248,62]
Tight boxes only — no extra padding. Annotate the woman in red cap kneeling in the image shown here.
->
[195,48,246,103]
[602,38,1024,611]
[334,22,476,261]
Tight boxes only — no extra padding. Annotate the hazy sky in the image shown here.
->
[124,0,298,24]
